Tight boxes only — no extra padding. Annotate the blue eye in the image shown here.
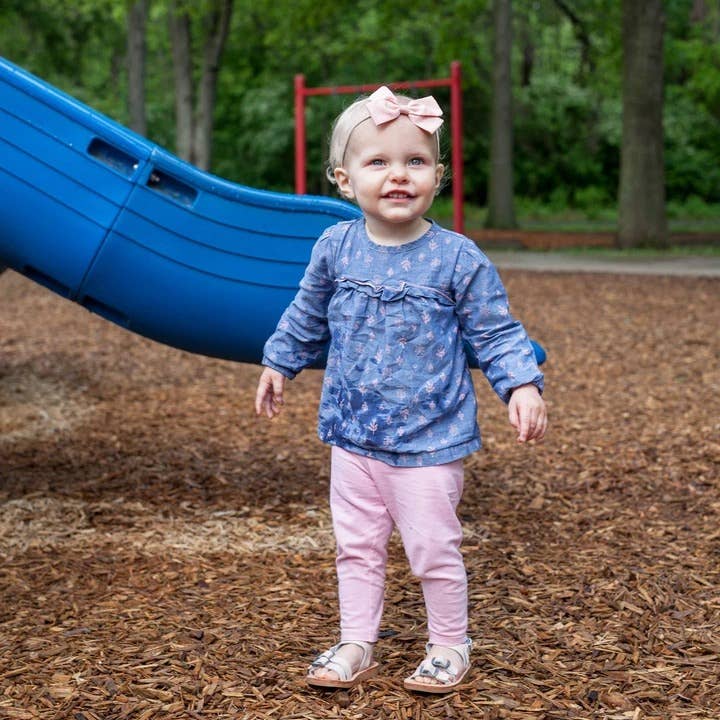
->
[409,157,425,166]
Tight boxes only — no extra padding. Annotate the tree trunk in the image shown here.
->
[193,0,233,171]
[126,0,148,136]
[519,13,534,88]
[690,0,708,23]
[617,0,668,248]
[167,0,233,169]
[168,1,194,162]
[486,0,516,229]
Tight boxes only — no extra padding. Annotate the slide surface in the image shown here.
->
[0,56,361,364]
[0,57,544,367]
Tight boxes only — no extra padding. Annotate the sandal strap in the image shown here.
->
[424,637,472,665]
[412,638,472,685]
[309,641,373,681]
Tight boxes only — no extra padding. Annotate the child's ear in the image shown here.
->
[334,167,355,200]
[434,163,445,192]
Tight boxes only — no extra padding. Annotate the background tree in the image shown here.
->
[617,0,668,248]
[513,0,621,210]
[127,0,148,135]
[486,0,516,229]
[551,0,594,79]
[168,1,194,160]
[168,0,233,170]
[2,1,718,225]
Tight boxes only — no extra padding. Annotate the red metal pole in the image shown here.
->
[294,74,306,194]
[450,61,464,235]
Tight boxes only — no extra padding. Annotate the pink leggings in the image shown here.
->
[330,446,468,646]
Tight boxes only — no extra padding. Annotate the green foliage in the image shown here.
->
[1,0,718,211]
[513,71,623,211]
[664,86,720,202]
[1,0,124,97]
[667,196,720,221]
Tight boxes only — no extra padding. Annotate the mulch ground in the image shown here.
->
[1,266,718,720]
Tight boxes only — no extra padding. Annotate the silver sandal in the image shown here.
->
[306,641,379,689]
[404,638,472,693]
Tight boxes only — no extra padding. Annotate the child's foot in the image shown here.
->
[306,641,378,688]
[403,638,472,694]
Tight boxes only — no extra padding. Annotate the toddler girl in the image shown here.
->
[255,86,547,693]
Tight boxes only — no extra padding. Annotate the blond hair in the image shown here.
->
[326,92,442,185]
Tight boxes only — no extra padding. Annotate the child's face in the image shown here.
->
[334,116,444,241]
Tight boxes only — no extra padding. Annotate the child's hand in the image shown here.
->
[508,384,547,443]
[255,367,286,418]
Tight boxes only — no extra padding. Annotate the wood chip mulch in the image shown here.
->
[1,266,718,720]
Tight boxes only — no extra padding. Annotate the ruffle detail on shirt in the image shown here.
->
[335,277,455,306]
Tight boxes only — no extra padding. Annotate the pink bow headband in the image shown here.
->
[365,86,444,134]
[330,86,444,172]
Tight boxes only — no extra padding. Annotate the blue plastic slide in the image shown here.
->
[0,57,544,367]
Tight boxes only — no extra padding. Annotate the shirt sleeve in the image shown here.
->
[453,246,544,403]
[261,231,336,379]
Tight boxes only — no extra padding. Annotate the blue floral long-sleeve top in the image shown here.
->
[262,219,543,467]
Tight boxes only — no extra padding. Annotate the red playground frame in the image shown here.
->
[294,62,464,234]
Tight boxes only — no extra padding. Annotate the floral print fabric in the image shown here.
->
[262,219,543,467]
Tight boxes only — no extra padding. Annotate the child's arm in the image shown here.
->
[454,249,544,403]
[508,383,547,443]
[255,367,286,418]
[261,231,336,378]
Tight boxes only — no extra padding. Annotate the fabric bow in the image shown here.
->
[365,86,444,134]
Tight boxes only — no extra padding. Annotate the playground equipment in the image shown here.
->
[0,56,360,364]
[0,57,545,367]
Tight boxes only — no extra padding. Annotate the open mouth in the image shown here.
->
[383,191,415,200]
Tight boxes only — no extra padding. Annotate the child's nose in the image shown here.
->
[389,162,409,182]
